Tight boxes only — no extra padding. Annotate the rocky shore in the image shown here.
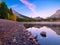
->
[0,19,40,45]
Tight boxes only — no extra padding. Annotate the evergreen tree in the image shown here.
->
[0,2,9,19]
[9,8,13,15]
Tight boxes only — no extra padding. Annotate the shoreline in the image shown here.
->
[0,19,40,45]
[19,22,60,25]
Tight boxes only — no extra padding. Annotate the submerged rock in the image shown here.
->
[40,31,46,37]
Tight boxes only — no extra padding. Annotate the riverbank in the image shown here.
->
[0,19,40,45]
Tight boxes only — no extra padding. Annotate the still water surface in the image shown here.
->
[26,25,60,45]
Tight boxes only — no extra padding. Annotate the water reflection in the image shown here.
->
[48,26,60,35]
[26,25,60,45]
[34,25,43,28]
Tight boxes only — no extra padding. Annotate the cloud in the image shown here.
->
[20,0,35,11]
[9,4,18,8]
[20,0,40,17]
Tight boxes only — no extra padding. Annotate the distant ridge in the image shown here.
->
[34,17,43,20]
[50,9,60,18]
[13,10,30,18]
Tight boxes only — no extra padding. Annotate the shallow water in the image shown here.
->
[26,25,60,45]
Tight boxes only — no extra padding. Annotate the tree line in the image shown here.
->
[0,2,16,21]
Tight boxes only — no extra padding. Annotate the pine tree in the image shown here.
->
[0,2,9,19]
[9,8,13,15]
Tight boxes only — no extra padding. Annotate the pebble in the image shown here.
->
[12,38,17,42]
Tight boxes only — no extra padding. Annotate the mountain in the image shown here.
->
[50,10,60,18]
[34,17,43,20]
[13,10,30,19]
[13,10,37,22]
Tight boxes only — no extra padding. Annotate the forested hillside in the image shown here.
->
[0,2,16,21]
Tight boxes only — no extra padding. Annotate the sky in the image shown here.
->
[2,0,60,18]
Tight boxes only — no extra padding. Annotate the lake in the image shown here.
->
[26,25,60,45]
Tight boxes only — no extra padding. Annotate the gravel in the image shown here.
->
[0,19,40,45]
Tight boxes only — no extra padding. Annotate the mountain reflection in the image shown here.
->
[47,26,60,35]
